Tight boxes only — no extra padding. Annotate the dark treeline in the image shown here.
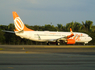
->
[0,20,95,45]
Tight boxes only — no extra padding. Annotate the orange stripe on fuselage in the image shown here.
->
[72,34,81,41]
[76,35,80,41]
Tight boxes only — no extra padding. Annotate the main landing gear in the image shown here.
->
[56,40,60,45]
[56,42,60,45]
[47,42,50,45]
[47,41,60,45]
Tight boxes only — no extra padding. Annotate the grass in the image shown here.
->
[0,48,4,50]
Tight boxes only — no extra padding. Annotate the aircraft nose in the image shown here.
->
[89,37,92,41]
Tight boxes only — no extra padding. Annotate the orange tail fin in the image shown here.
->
[12,11,34,31]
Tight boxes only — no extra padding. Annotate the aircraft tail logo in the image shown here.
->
[14,17,24,31]
[12,11,34,32]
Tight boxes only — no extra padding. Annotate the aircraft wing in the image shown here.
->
[47,28,74,42]
[67,28,74,38]
[47,36,69,42]
[48,39,58,42]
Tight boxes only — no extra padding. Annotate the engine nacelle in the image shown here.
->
[67,39,75,44]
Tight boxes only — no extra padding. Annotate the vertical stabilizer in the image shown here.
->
[12,11,34,32]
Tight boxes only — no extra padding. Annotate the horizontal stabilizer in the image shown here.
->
[2,30,24,33]
[2,30,15,33]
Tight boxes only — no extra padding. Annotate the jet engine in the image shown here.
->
[67,39,75,44]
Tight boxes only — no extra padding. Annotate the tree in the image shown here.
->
[44,24,57,31]
[0,30,5,44]
[8,23,15,31]
[57,24,63,31]
[73,22,82,32]
[82,20,93,32]
[66,21,74,31]
[0,20,95,45]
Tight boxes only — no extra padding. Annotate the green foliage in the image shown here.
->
[82,20,93,32]
[44,24,57,31]
[0,20,95,45]
[0,30,5,44]
[8,23,15,31]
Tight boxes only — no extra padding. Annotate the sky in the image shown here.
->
[0,0,95,26]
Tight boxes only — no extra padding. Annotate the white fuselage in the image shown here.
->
[15,31,92,44]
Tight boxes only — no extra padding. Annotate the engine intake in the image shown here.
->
[67,39,75,44]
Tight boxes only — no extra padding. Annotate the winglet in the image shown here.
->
[70,28,73,34]
[67,28,74,38]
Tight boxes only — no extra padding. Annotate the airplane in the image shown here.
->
[3,11,92,45]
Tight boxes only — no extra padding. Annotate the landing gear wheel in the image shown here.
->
[56,42,60,45]
[47,42,50,45]
[84,43,85,45]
